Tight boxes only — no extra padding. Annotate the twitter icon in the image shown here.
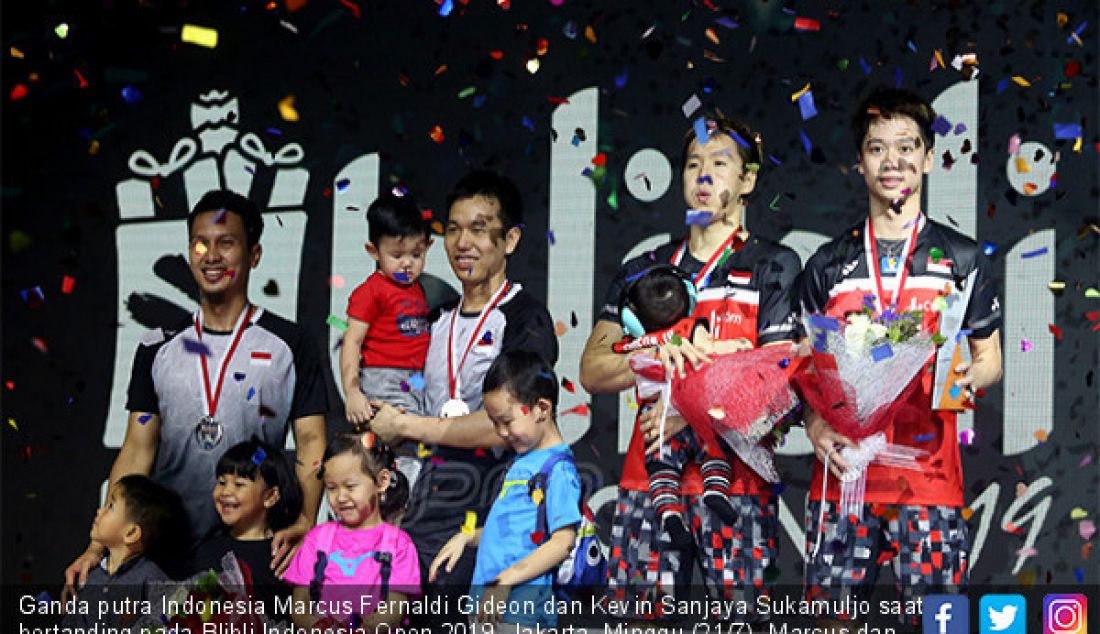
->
[981,594,1026,634]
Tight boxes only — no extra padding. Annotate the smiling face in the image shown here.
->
[681,133,757,225]
[367,234,431,285]
[857,115,933,208]
[323,452,390,530]
[484,388,551,455]
[213,470,278,537]
[444,195,520,289]
[188,210,261,301]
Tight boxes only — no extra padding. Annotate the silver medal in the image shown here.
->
[195,415,225,450]
[440,398,470,418]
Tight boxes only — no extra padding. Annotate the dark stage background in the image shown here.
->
[2,0,1098,601]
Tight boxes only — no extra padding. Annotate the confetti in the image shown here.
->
[438,0,454,17]
[930,116,951,136]
[429,125,444,143]
[247,387,255,401]
[326,314,348,332]
[54,23,69,39]
[1034,430,1048,443]
[681,94,701,118]
[796,90,817,120]
[693,116,709,146]
[1010,75,1030,87]
[525,57,540,74]
[10,84,28,101]
[7,418,17,431]
[685,209,714,226]
[560,403,590,417]
[1070,508,1089,520]
[959,429,975,445]
[799,129,812,156]
[708,407,726,420]
[1054,123,1082,140]
[546,230,556,245]
[278,95,299,122]
[138,413,153,425]
[554,321,568,337]
[870,343,894,362]
[1020,339,1033,353]
[250,448,267,465]
[1048,324,1063,341]
[461,511,477,535]
[982,241,997,256]
[1020,247,1048,259]
[183,339,212,356]
[121,86,143,104]
[809,314,840,331]
[233,372,246,382]
[561,378,576,393]
[793,17,820,31]
[1081,520,1097,541]
[181,24,219,48]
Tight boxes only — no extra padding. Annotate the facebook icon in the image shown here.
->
[924,595,970,634]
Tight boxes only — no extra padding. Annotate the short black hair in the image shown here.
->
[624,266,693,333]
[851,87,936,155]
[445,170,523,239]
[116,475,188,566]
[366,193,430,246]
[680,109,764,175]
[188,190,265,247]
[215,438,304,533]
[320,433,409,524]
[482,349,559,413]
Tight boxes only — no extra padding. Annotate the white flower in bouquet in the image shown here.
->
[844,313,872,355]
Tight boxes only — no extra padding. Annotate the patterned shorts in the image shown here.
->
[804,501,969,623]
[604,487,778,621]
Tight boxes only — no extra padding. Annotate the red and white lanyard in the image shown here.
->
[863,214,923,312]
[447,281,511,399]
[194,305,255,419]
[671,228,745,289]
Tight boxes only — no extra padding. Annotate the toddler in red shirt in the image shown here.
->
[340,193,432,438]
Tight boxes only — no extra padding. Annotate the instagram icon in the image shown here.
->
[1045,595,1088,634]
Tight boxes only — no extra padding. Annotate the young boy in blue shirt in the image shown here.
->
[429,350,581,631]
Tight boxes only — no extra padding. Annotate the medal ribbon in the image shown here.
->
[864,214,923,313]
[671,228,745,289]
[447,281,511,399]
[194,305,255,419]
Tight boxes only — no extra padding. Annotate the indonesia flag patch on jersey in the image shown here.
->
[726,270,753,286]
[250,351,273,366]
[926,256,953,275]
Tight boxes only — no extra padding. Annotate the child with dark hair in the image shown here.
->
[620,265,740,547]
[800,86,1002,628]
[341,193,433,426]
[430,350,581,632]
[283,432,420,630]
[62,475,187,628]
[188,437,302,613]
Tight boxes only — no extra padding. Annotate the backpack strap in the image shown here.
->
[529,451,574,545]
[371,523,395,601]
[309,523,339,603]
